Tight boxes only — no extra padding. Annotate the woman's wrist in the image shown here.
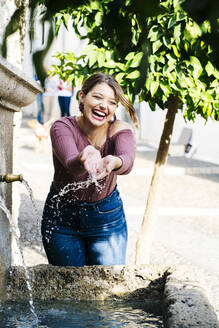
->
[113,156,122,171]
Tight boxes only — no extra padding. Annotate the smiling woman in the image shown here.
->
[41,72,138,267]
[79,82,118,126]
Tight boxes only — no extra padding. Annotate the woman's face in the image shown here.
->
[79,82,118,127]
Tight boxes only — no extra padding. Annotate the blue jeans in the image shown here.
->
[58,96,71,117]
[41,184,128,266]
[36,93,44,124]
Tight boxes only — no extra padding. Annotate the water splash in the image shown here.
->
[90,173,103,190]
[21,175,105,248]
[0,176,106,327]
[0,195,39,325]
[53,174,104,199]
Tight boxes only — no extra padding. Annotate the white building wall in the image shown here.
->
[23,16,87,117]
[139,102,219,165]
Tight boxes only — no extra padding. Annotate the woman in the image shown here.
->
[57,79,73,117]
[41,72,138,266]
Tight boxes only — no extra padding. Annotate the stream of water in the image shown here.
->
[0,194,39,325]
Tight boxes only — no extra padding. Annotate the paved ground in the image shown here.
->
[16,115,219,319]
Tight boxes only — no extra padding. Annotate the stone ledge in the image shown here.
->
[5,264,219,327]
[6,264,167,302]
[0,56,43,110]
[163,265,219,328]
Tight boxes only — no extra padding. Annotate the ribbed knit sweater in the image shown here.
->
[50,116,136,202]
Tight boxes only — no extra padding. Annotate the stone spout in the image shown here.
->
[0,174,23,183]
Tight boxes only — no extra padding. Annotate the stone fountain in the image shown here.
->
[0,57,218,327]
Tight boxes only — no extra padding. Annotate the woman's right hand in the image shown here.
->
[78,145,102,177]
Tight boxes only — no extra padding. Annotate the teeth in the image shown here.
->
[93,110,106,117]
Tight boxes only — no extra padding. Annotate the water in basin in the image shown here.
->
[0,299,163,327]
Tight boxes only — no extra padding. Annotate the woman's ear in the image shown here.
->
[78,91,84,103]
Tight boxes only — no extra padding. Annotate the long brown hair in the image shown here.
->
[80,73,138,127]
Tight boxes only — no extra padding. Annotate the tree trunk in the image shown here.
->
[135,95,180,265]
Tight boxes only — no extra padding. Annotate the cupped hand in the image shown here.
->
[78,145,102,177]
[95,155,122,180]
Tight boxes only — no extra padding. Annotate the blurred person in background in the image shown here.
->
[43,68,59,123]
[58,78,74,117]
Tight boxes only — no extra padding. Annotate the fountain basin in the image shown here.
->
[5,264,219,328]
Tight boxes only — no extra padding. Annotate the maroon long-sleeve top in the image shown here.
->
[50,116,136,202]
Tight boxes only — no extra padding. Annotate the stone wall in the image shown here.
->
[0,0,28,69]
[0,56,42,299]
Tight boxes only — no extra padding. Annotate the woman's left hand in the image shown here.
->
[96,155,122,180]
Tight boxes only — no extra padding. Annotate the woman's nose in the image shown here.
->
[99,100,108,109]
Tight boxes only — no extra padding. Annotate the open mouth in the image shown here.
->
[92,109,107,121]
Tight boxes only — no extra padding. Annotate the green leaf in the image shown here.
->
[97,52,105,67]
[166,53,177,64]
[83,44,98,53]
[63,13,70,30]
[201,91,213,102]
[172,45,180,57]
[150,81,159,97]
[163,63,175,74]
[205,61,219,79]
[205,61,214,76]
[125,52,135,60]
[162,36,171,48]
[189,56,203,79]
[177,72,188,88]
[173,0,182,12]
[126,70,140,79]
[75,75,84,88]
[116,62,126,70]
[148,25,159,37]
[210,79,219,88]
[160,83,172,95]
[104,60,116,68]
[90,1,101,10]
[160,0,172,10]
[65,52,76,61]
[88,51,98,67]
[176,11,186,22]
[159,55,166,65]
[152,40,162,54]
[173,24,181,46]
[115,72,125,83]
[95,11,102,26]
[213,70,219,80]
[55,18,62,36]
[185,20,201,40]
[148,100,156,111]
[168,15,176,29]
[130,52,143,67]
[184,76,195,88]
[145,73,153,91]
[148,28,161,42]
